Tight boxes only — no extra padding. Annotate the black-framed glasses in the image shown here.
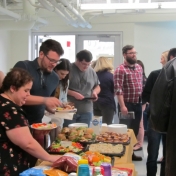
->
[40,71,47,89]
[45,55,62,64]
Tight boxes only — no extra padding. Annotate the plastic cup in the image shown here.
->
[78,164,90,176]
[101,163,112,176]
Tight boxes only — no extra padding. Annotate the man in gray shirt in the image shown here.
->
[63,50,100,127]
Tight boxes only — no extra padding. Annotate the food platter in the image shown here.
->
[96,137,131,145]
[46,140,84,154]
[31,123,57,130]
[58,127,96,143]
[95,132,130,145]
[85,143,126,157]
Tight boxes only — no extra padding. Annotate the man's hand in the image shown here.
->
[73,92,84,100]
[44,97,63,113]
[120,106,128,115]
[92,90,98,101]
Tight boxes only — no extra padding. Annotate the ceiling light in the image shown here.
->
[160,2,176,9]
[80,3,159,10]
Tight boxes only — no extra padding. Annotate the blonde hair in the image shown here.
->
[162,51,169,65]
[94,57,114,73]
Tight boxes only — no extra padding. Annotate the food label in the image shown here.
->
[92,119,99,126]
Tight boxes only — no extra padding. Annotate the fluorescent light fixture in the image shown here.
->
[81,3,159,10]
[160,2,176,9]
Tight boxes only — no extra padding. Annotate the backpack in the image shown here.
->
[150,58,176,133]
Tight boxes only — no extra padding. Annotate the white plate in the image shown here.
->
[56,108,77,113]
[30,123,57,130]
[68,123,88,128]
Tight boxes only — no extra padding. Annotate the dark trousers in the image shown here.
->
[118,102,142,136]
[93,102,115,125]
[147,120,166,176]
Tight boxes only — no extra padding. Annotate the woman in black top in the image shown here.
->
[93,57,116,125]
[0,68,60,175]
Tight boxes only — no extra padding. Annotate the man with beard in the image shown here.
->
[13,39,64,166]
[114,45,143,161]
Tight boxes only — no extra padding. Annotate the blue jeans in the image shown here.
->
[147,120,166,176]
[63,112,93,127]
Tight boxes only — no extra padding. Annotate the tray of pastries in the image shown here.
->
[96,132,130,145]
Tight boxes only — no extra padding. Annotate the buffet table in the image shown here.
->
[114,129,137,176]
[38,129,137,176]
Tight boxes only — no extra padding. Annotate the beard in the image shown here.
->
[126,57,136,65]
[41,57,52,73]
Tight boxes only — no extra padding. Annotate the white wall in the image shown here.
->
[10,30,31,68]
[1,13,176,77]
[134,21,176,76]
[0,30,11,73]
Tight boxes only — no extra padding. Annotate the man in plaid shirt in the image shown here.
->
[114,45,143,161]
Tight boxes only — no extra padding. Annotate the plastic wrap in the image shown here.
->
[52,156,78,173]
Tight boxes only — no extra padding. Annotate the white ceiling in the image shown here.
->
[1,0,176,30]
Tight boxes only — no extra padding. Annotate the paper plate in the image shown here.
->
[31,123,57,130]
[56,108,77,113]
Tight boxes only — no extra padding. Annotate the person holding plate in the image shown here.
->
[0,68,61,176]
[13,39,64,166]
[49,58,71,143]
[64,50,100,127]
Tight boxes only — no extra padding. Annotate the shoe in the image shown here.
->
[132,153,142,161]
[134,147,143,151]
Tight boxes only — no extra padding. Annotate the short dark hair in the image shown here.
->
[76,50,93,62]
[1,68,33,92]
[122,45,134,54]
[54,58,71,92]
[167,48,176,61]
[39,39,64,56]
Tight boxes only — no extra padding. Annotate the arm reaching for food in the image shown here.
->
[6,126,61,163]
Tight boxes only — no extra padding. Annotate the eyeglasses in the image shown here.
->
[45,55,61,64]
[126,52,138,55]
[40,71,47,89]
[80,61,91,67]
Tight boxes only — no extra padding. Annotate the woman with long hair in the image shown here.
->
[50,58,71,142]
[54,58,71,102]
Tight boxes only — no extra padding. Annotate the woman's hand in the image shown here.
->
[48,155,62,163]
